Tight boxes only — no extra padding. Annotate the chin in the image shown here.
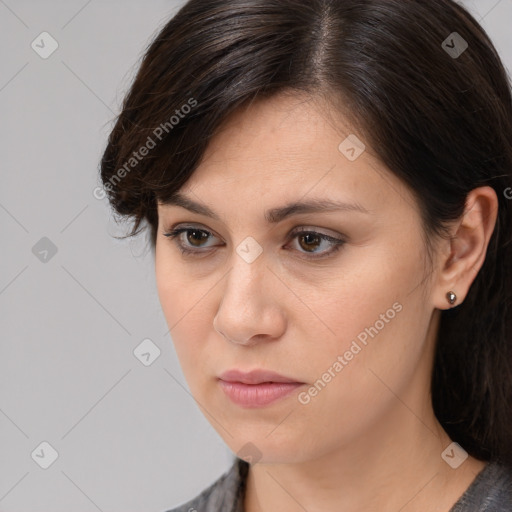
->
[217,425,315,465]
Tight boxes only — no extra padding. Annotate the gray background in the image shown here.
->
[0,1,510,511]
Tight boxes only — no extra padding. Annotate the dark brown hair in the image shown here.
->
[100,0,512,466]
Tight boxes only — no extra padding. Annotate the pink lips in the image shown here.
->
[218,369,304,408]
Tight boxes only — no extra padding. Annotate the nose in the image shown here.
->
[213,255,287,347]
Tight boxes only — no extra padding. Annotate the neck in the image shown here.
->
[244,402,486,512]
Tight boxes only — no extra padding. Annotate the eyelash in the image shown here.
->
[163,225,346,260]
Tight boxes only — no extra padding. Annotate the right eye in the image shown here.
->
[163,226,221,256]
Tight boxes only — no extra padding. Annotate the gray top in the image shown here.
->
[164,458,512,512]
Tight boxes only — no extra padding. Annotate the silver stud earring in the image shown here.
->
[446,291,457,305]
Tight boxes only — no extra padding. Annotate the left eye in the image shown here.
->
[163,226,346,260]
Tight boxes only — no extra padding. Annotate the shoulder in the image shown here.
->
[161,458,249,512]
[450,460,512,512]
[483,462,512,510]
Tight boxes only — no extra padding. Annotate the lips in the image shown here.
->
[218,369,302,385]
[218,369,305,408]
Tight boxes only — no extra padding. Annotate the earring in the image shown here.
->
[446,291,457,305]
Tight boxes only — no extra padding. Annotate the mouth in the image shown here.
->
[218,369,305,408]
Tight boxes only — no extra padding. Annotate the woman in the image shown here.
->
[99,0,512,510]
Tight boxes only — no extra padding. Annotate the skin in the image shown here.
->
[155,91,498,512]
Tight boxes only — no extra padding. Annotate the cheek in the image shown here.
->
[155,244,199,326]
[301,242,428,393]
[155,252,218,392]
[155,263,180,327]
[156,254,196,358]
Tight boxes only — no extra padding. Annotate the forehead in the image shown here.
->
[157,92,419,227]
[196,92,347,170]
[184,94,388,191]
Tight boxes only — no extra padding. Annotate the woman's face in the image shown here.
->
[155,92,441,464]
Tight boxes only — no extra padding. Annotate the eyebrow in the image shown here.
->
[159,192,371,224]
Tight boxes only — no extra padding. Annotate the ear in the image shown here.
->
[432,186,499,310]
